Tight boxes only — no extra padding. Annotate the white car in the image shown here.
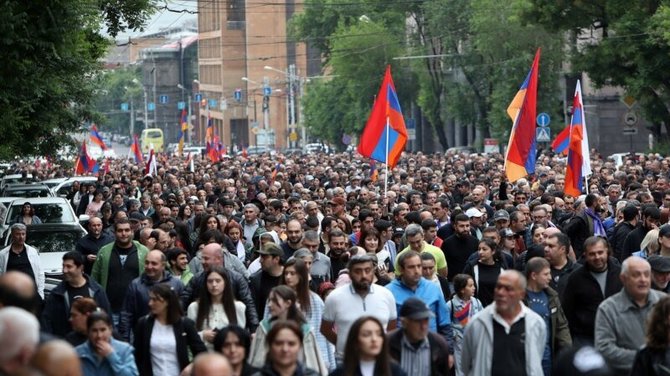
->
[51,177,98,199]
[2,198,88,239]
[0,174,34,191]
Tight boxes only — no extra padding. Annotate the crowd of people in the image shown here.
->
[2,148,670,376]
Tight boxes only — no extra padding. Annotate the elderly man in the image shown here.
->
[395,224,448,278]
[0,223,45,299]
[76,217,114,276]
[461,270,546,376]
[595,257,665,376]
[648,255,670,293]
[0,307,41,375]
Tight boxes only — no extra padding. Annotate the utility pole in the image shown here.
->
[129,100,135,137]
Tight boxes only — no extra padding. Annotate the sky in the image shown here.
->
[114,0,198,40]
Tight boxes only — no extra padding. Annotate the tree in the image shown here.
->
[523,0,670,139]
[92,67,143,135]
[0,0,154,160]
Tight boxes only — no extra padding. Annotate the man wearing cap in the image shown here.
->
[249,243,284,318]
[492,210,510,230]
[461,270,546,376]
[595,257,665,376]
[648,255,670,293]
[76,217,114,276]
[387,297,451,376]
[465,208,485,240]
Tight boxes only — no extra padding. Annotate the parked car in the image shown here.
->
[2,198,88,240]
[1,184,54,198]
[237,146,276,156]
[4,224,87,287]
[0,174,34,191]
[41,178,68,189]
[51,176,98,199]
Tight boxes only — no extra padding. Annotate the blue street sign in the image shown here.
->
[536,126,551,142]
[177,101,186,110]
[195,93,202,102]
[120,103,129,111]
[536,112,550,127]
[148,102,155,111]
[159,95,169,104]
[234,89,242,102]
[263,86,272,96]
[208,99,218,108]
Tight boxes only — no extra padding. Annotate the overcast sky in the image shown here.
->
[114,1,197,40]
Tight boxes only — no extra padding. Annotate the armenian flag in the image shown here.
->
[74,141,97,174]
[369,160,378,182]
[178,108,188,155]
[564,80,592,196]
[551,126,570,154]
[130,135,143,164]
[89,124,108,150]
[504,48,541,182]
[357,65,407,169]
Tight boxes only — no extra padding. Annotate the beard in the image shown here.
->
[351,278,370,291]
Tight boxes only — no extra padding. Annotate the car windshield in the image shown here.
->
[6,202,75,224]
[4,187,50,198]
[28,230,83,253]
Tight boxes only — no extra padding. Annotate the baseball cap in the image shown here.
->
[465,208,484,218]
[399,297,435,320]
[648,255,670,273]
[493,210,510,222]
[659,224,670,238]
[256,243,284,257]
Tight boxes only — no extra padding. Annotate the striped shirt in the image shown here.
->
[400,336,431,376]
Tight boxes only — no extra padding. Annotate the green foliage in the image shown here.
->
[0,0,154,160]
[92,67,143,135]
[523,0,670,139]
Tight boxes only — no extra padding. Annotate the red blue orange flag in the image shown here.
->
[357,65,407,169]
[131,135,143,164]
[505,49,541,182]
[89,124,108,150]
[564,80,592,197]
[369,160,378,182]
[178,108,188,155]
[74,141,97,174]
[551,126,570,154]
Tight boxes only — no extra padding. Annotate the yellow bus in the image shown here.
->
[140,128,164,153]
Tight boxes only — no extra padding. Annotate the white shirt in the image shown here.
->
[150,321,180,376]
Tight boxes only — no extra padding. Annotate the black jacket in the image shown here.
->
[133,315,207,376]
[41,275,111,338]
[387,329,450,376]
[563,211,593,259]
[253,363,320,376]
[75,232,115,275]
[630,346,670,376]
[622,225,650,260]
[610,221,636,261]
[180,268,259,331]
[561,258,622,344]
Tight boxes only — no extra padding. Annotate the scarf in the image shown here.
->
[585,208,606,237]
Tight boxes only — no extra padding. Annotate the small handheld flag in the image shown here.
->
[564,80,592,196]
[90,124,109,150]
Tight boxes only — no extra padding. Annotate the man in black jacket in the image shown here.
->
[441,214,478,282]
[621,205,660,260]
[75,217,114,276]
[180,243,258,332]
[41,251,111,338]
[561,236,622,346]
[609,205,638,261]
[387,297,451,376]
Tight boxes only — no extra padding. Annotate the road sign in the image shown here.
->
[208,99,217,108]
[159,95,168,104]
[342,134,352,145]
[177,101,186,110]
[536,127,551,142]
[622,128,638,135]
[289,132,298,142]
[484,138,499,154]
[148,102,155,111]
[621,95,636,109]
[536,112,550,127]
[263,86,272,96]
[195,93,202,102]
[234,89,242,102]
[624,111,638,126]
[406,118,416,141]
[220,99,227,111]
[120,103,129,111]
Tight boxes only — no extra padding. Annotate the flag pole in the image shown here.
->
[384,116,390,198]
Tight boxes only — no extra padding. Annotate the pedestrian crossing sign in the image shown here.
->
[536,127,551,142]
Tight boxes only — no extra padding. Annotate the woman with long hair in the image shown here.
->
[463,238,505,307]
[213,325,260,376]
[85,191,105,218]
[133,283,207,376]
[360,227,390,272]
[329,316,405,376]
[249,285,327,375]
[76,310,138,376]
[66,297,99,347]
[177,204,192,224]
[631,296,670,374]
[252,320,321,376]
[15,202,41,225]
[187,266,246,350]
[280,258,336,371]
[226,220,252,265]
